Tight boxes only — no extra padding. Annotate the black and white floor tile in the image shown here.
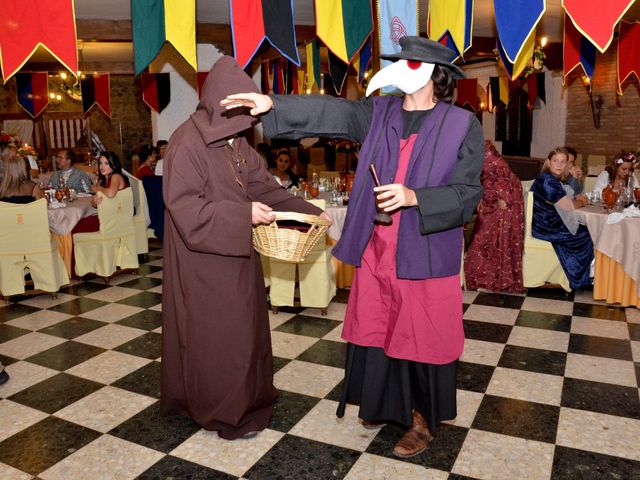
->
[1,243,639,479]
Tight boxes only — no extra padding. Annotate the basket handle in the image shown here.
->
[272,211,331,226]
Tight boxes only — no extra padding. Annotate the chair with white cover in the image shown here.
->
[522,191,571,292]
[268,199,336,314]
[128,176,150,255]
[73,188,139,280]
[0,199,69,297]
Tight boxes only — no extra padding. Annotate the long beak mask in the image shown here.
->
[366,60,435,97]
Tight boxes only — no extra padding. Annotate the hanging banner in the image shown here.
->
[428,0,473,60]
[132,0,197,75]
[287,61,299,94]
[260,61,270,94]
[328,50,348,95]
[15,73,49,118]
[489,76,510,109]
[230,0,299,69]
[378,0,418,93]
[316,0,373,65]
[142,73,171,113]
[306,40,321,90]
[563,14,597,84]
[617,20,640,95]
[527,72,546,107]
[494,0,545,79]
[271,60,284,94]
[562,0,635,53]
[0,0,78,82]
[80,73,111,117]
[353,38,372,84]
[456,78,478,110]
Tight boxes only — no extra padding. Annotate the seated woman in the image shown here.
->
[269,149,297,189]
[135,144,157,179]
[0,156,44,203]
[465,141,524,293]
[591,151,639,197]
[531,147,593,290]
[72,151,130,234]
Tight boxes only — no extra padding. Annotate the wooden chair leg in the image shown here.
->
[272,306,279,314]
[321,308,328,316]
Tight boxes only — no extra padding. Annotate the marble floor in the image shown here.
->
[0,243,639,479]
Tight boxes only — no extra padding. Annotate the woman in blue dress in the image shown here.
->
[531,147,594,289]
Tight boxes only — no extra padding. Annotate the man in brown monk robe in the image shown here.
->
[160,56,327,440]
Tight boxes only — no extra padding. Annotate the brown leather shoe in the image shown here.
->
[361,419,385,429]
[392,410,433,458]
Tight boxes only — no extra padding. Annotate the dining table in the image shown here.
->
[577,203,640,307]
[48,195,97,276]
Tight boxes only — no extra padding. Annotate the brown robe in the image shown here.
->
[160,56,321,439]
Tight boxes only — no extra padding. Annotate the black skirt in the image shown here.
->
[336,343,458,432]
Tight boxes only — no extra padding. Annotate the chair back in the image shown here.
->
[142,175,164,240]
[584,176,597,192]
[96,188,135,236]
[524,191,535,243]
[0,199,51,254]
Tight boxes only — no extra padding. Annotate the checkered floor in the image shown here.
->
[1,242,639,480]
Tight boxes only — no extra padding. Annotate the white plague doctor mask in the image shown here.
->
[365,60,435,97]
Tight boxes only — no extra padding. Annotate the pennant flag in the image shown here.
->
[328,50,349,95]
[230,0,299,69]
[306,40,321,90]
[352,38,372,84]
[378,0,418,93]
[316,0,373,65]
[260,61,270,93]
[497,35,534,80]
[197,71,209,99]
[0,0,78,82]
[489,76,510,110]
[80,73,111,117]
[526,73,546,107]
[494,0,545,79]
[456,78,478,111]
[562,0,635,53]
[617,20,640,95]
[272,60,285,94]
[428,0,473,60]
[536,72,546,103]
[297,69,305,94]
[563,14,597,82]
[15,73,48,118]
[142,73,171,113]
[131,0,197,75]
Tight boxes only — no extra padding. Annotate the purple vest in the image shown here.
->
[332,97,472,279]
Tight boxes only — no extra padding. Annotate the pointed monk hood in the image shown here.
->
[191,56,259,147]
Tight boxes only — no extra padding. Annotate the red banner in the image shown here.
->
[0,0,78,81]
[197,72,209,99]
[617,21,640,95]
[15,73,49,118]
[562,0,635,52]
[456,78,479,111]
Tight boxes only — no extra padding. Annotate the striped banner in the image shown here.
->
[316,0,373,64]
[15,73,49,118]
[306,40,321,91]
[428,0,473,60]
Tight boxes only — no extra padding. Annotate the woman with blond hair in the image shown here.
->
[0,155,43,203]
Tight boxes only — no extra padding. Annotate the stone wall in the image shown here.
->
[565,42,640,160]
[0,74,151,170]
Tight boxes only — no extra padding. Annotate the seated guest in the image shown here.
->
[465,141,524,293]
[72,151,130,234]
[0,156,44,203]
[135,144,156,179]
[153,140,168,176]
[531,147,593,289]
[592,151,639,196]
[563,146,584,195]
[50,149,93,193]
[269,149,297,189]
[256,142,272,168]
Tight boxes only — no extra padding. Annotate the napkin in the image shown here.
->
[48,200,67,209]
[607,205,640,224]
[76,192,93,198]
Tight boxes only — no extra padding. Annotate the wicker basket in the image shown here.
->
[252,212,331,262]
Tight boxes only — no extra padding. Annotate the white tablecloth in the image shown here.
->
[577,204,640,294]
[47,196,97,235]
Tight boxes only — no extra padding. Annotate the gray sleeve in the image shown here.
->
[414,116,484,234]
[261,95,373,143]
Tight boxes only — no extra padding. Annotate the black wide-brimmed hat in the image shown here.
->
[381,36,465,79]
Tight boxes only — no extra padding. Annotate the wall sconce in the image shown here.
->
[589,92,604,129]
